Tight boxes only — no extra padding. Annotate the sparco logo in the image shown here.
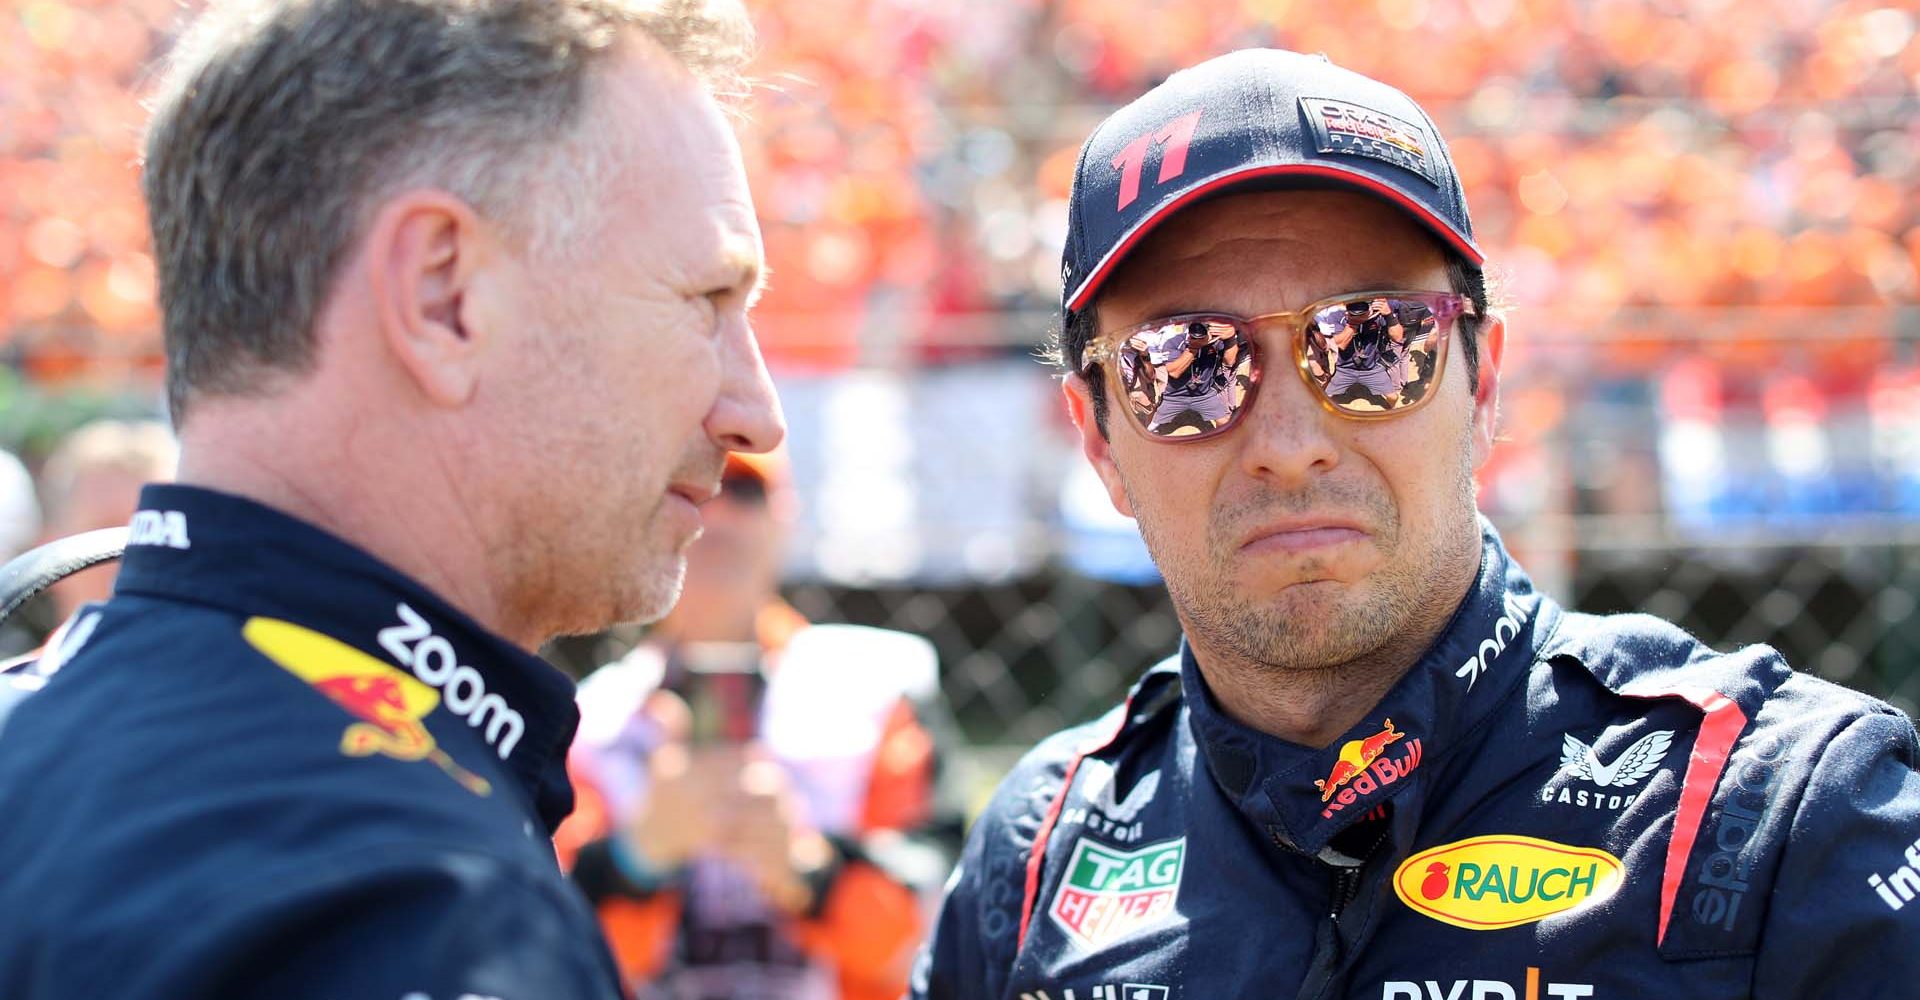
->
[377,602,524,759]
[1691,735,1787,930]
[1455,591,1530,690]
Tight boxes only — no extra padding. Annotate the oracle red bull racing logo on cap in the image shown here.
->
[1300,97,1441,187]
[1393,835,1623,930]
[1316,719,1423,818]
[1048,837,1185,950]
[244,617,491,797]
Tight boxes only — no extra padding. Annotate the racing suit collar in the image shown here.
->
[1183,516,1557,856]
[112,483,582,833]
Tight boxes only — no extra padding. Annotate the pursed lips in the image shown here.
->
[1237,516,1369,554]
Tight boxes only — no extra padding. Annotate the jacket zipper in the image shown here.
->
[1329,864,1364,919]
[1274,827,1370,1000]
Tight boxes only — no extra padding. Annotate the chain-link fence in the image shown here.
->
[778,524,1920,762]
[533,333,1920,792]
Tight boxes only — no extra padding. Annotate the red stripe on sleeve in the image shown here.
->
[1631,686,1749,946]
[1015,711,1134,949]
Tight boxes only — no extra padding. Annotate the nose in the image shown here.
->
[1236,351,1340,487]
[708,317,786,455]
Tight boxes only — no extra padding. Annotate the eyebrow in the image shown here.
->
[722,242,770,307]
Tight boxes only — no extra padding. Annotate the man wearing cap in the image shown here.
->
[913,50,1920,999]
[0,1,781,998]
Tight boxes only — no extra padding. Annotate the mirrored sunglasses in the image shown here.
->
[1080,290,1473,442]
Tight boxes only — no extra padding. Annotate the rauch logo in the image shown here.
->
[1392,834,1624,930]
[1048,837,1185,950]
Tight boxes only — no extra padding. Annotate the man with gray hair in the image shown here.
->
[0,1,783,997]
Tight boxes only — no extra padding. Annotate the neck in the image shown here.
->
[174,393,532,649]
[1190,647,1418,749]
[1186,552,1480,749]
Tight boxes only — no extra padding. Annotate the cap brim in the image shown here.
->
[1065,162,1484,314]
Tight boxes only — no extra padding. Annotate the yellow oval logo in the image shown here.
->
[1392,834,1624,930]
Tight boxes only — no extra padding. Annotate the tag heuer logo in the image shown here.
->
[1048,837,1185,950]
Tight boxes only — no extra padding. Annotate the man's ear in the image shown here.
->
[1062,374,1134,518]
[364,190,493,408]
[1469,313,1507,471]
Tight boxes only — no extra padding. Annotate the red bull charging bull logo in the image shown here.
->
[1315,719,1422,818]
[243,616,491,797]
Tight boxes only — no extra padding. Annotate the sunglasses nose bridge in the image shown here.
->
[1234,312,1298,370]
[1229,351,1344,481]
[1232,320,1324,425]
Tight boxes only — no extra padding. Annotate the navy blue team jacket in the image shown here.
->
[0,484,624,999]
[914,522,1920,1000]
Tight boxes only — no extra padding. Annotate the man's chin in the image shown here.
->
[602,559,688,630]
[1234,569,1364,607]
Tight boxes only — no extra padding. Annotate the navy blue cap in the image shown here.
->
[1061,49,1482,316]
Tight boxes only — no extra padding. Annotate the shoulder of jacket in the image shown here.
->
[152,843,603,980]
[1550,617,1917,959]
[69,595,252,663]
[974,658,1182,834]
[1540,609,1791,709]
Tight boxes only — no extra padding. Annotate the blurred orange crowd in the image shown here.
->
[4,0,1918,380]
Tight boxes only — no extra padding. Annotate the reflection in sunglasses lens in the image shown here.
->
[1112,295,1453,440]
[1116,319,1254,439]
[1321,297,1439,414]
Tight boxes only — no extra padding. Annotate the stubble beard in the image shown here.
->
[612,452,727,629]
[495,425,714,642]
[514,497,694,641]
[1139,445,1482,678]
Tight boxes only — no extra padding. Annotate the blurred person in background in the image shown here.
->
[0,449,43,658]
[915,49,1920,1000]
[559,449,956,1000]
[0,449,38,566]
[0,419,177,657]
[0,1,782,998]
[36,419,178,617]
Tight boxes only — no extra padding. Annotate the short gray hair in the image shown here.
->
[144,0,755,424]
